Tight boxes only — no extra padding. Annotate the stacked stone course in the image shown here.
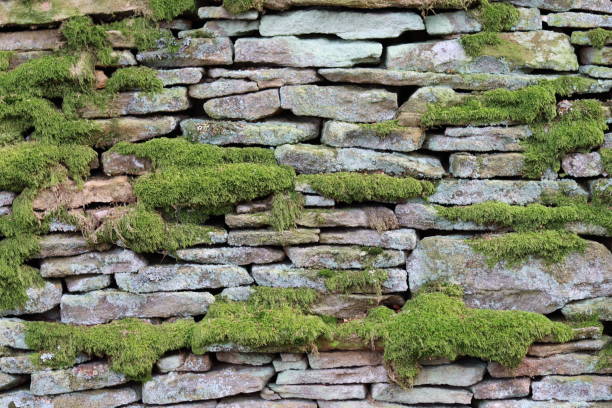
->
[0,0,611,406]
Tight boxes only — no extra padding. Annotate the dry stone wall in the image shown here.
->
[0,0,611,407]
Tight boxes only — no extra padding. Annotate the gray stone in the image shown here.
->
[209,68,320,88]
[223,212,272,228]
[60,290,215,325]
[102,151,153,176]
[0,390,52,408]
[219,287,254,302]
[529,337,611,357]
[0,280,61,317]
[572,30,612,46]
[546,12,612,27]
[0,30,63,51]
[142,366,275,404]
[506,0,611,12]
[49,386,141,408]
[580,65,612,79]
[189,79,259,99]
[296,207,399,229]
[156,352,212,373]
[581,47,612,66]
[318,402,420,408]
[260,10,423,39]
[116,264,253,293]
[0,372,25,391]
[252,264,408,293]
[276,365,388,384]
[0,191,15,207]
[488,352,610,378]
[407,236,612,314]
[286,245,405,269]
[274,357,309,371]
[36,234,91,258]
[80,87,190,118]
[479,399,612,408]
[428,179,587,205]
[275,144,445,178]
[280,85,396,123]
[98,50,137,67]
[387,31,578,73]
[449,153,525,178]
[319,68,558,91]
[94,116,179,147]
[371,383,473,404]
[218,397,318,407]
[198,6,259,20]
[304,195,335,207]
[0,318,27,349]
[308,351,383,369]
[227,229,320,246]
[30,362,128,395]
[65,275,112,292]
[562,152,603,177]
[425,7,541,35]
[563,297,612,321]
[182,118,319,146]
[532,375,612,401]
[174,246,285,265]
[412,362,486,386]
[425,126,531,152]
[396,201,494,231]
[268,384,367,400]
[235,37,382,67]
[157,68,205,86]
[471,378,531,399]
[136,38,233,67]
[0,207,10,216]
[322,121,425,152]
[33,177,135,210]
[217,352,275,366]
[319,229,417,250]
[181,20,259,37]
[204,89,281,120]
[40,249,146,278]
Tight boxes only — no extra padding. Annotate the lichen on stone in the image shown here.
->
[471,0,519,32]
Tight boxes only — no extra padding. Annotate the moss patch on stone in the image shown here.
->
[270,191,304,231]
[60,16,115,65]
[0,52,14,71]
[299,172,434,204]
[358,120,407,138]
[472,0,519,32]
[105,67,164,94]
[319,269,389,295]
[600,148,611,175]
[586,28,612,49]
[148,0,196,21]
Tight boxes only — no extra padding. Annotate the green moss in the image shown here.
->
[94,206,218,254]
[248,287,320,311]
[106,18,173,52]
[460,32,503,57]
[270,191,304,231]
[0,52,14,71]
[469,230,587,267]
[222,0,262,14]
[148,0,196,21]
[60,16,116,66]
[24,318,195,381]
[358,120,407,138]
[600,148,612,175]
[472,0,520,32]
[105,67,164,93]
[596,341,611,370]
[586,28,612,49]
[0,234,42,311]
[299,172,434,204]
[319,269,389,295]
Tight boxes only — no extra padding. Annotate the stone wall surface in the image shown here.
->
[0,0,611,407]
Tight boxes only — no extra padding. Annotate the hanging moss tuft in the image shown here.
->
[270,191,304,231]
[105,67,164,94]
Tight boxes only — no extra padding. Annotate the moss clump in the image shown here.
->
[472,0,519,32]
[94,206,218,254]
[0,234,42,311]
[359,120,407,138]
[148,0,196,20]
[106,18,173,52]
[0,52,14,71]
[25,318,195,381]
[60,16,115,65]
[596,341,611,370]
[586,28,612,49]
[319,269,389,295]
[460,32,503,57]
[223,0,263,14]
[105,67,164,94]
[600,148,611,175]
[469,230,587,267]
[299,172,434,204]
[248,287,320,311]
[270,191,304,231]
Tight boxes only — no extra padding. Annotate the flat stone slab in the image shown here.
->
[280,85,396,123]
[407,236,612,314]
[189,79,259,99]
[142,366,275,404]
[40,249,146,278]
[276,365,388,384]
[0,318,27,349]
[0,281,62,317]
[235,36,382,67]
[60,289,215,324]
[386,31,578,73]
[371,383,473,404]
[0,372,25,391]
[580,65,612,79]
[0,191,15,207]
[48,386,140,408]
[507,0,611,12]
[36,234,91,258]
[174,246,285,265]
[182,118,320,146]
[80,87,190,118]
[425,7,540,35]
[562,297,612,321]
[471,378,531,400]
[136,38,233,67]
[65,275,112,292]
[449,152,525,178]
[322,120,425,152]
[116,264,254,293]
[227,229,320,246]
[286,245,405,269]
[546,11,612,27]
[260,10,423,39]
[217,352,275,366]
[425,126,531,152]
[529,336,610,357]
[198,6,259,19]
[562,152,603,177]
[0,30,63,51]
[319,228,417,250]
[94,116,179,147]
[479,400,612,408]
[204,89,281,120]
[428,179,587,205]
[209,67,320,88]
[276,144,445,178]
[580,47,612,66]
[33,177,135,210]
[156,352,213,373]
[181,20,260,37]
[30,362,128,396]
[218,397,318,407]
[488,353,611,377]
[395,202,495,231]
[157,68,205,86]
[268,384,367,400]
[308,351,383,369]
[532,375,612,401]
[412,361,486,386]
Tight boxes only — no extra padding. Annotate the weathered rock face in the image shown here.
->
[136,38,233,67]
[30,362,128,395]
[532,375,612,401]
[80,87,191,118]
[33,177,135,210]
[371,383,473,404]
[286,245,405,269]
[407,236,612,313]
[562,297,612,321]
[425,7,541,35]
[94,116,179,146]
[322,121,425,152]
[0,281,62,316]
[40,249,146,278]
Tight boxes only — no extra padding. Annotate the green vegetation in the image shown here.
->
[25,318,195,381]
[472,0,519,32]
[586,28,612,49]
[460,32,502,57]
[105,67,164,94]
[601,148,611,175]
[106,18,173,52]
[222,0,263,14]
[270,191,304,231]
[596,341,611,370]
[319,269,389,295]
[60,16,115,65]
[0,52,14,71]
[0,234,42,311]
[148,0,196,21]
[299,172,434,204]
[359,120,407,137]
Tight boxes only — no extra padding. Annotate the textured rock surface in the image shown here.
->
[40,249,146,278]
[286,245,405,269]
[532,375,612,401]
[371,383,473,404]
[471,378,531,400]
[268,384,367,400]
[204,89,281,120]
[136,38,233,67]
[425,7,541,34]
[562,297,612,321]
[80,88,190,118]
[449,153,525,178]
[174,246,285,265]
[322,121,425,152]
[0,281,62,316]
[30,362,128,395]
[488,353,611,377]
